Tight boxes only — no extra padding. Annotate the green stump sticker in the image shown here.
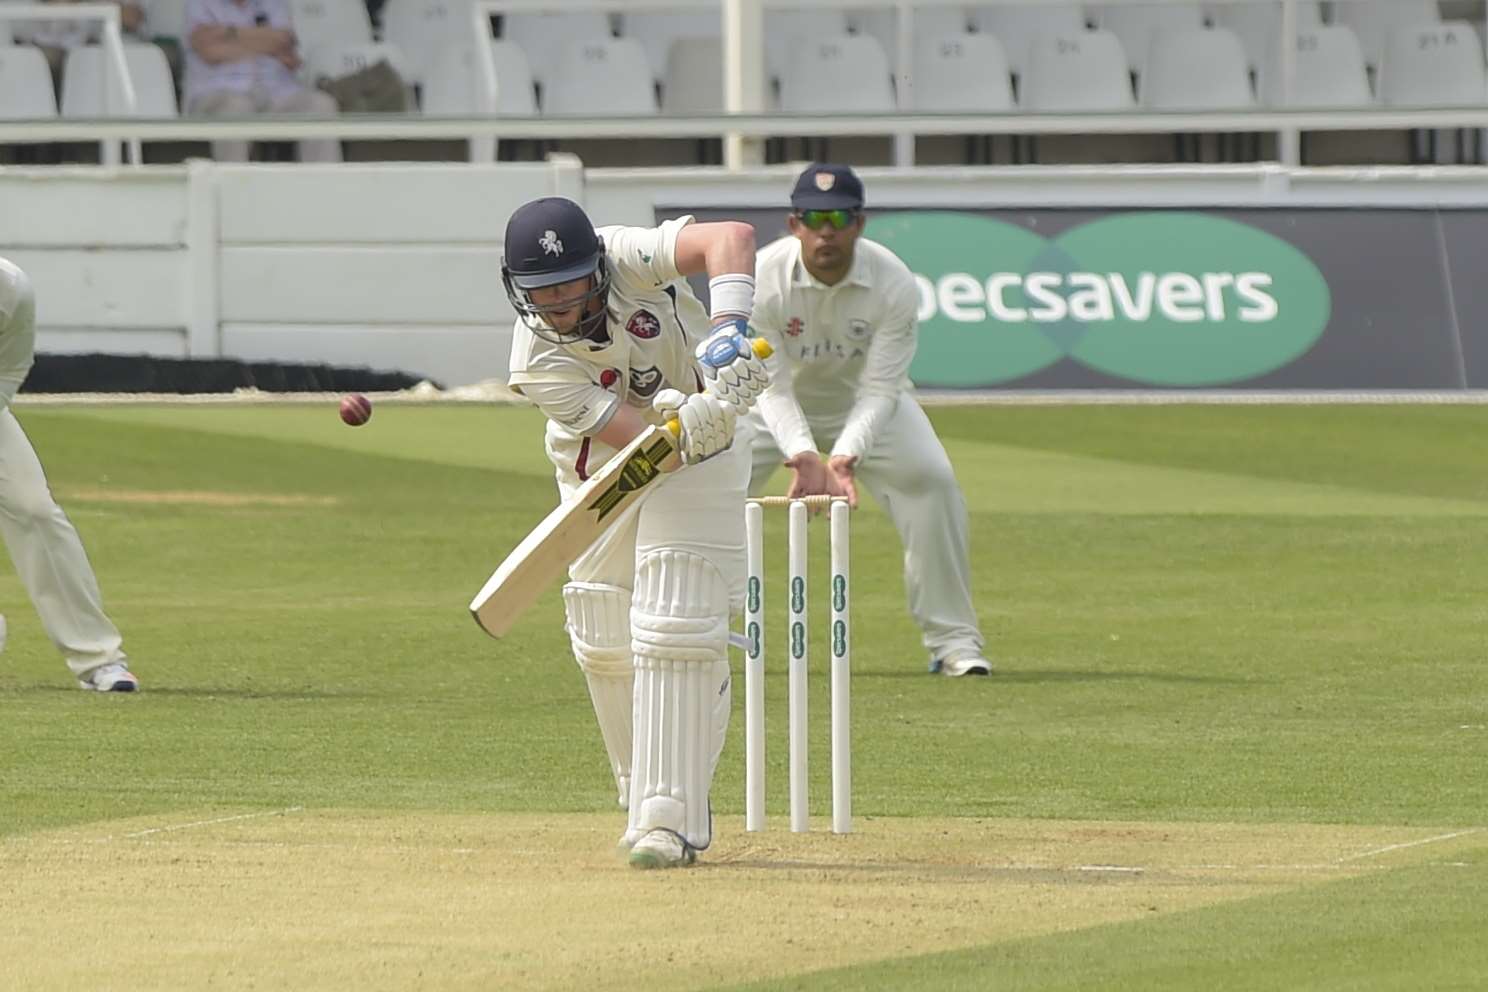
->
[871,211,1332,387]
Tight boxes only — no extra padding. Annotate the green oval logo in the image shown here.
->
[871,211,1332,387]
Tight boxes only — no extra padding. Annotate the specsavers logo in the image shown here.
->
[871,212,1332,387]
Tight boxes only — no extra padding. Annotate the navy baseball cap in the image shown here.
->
[789,163,865,211]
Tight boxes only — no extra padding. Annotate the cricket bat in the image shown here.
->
[469,337,771,638]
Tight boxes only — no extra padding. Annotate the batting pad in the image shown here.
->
[564,582,635,807]
[626,550,732,851]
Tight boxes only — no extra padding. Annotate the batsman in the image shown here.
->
[500,197,768,869]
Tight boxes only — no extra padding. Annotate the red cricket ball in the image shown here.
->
[339,393,372,427]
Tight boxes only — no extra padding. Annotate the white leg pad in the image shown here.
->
[563,582,634,806]
[625,549,731,851]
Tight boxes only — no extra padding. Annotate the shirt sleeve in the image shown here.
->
[830,276,918,461]
[185,0,214,29]
[601,216,693,291]
[507,326,621,436]
[750,276,817,460]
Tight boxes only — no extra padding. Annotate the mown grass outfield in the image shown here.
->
[2,401,1485,991]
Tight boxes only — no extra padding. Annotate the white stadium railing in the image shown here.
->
[2,0,1487,169]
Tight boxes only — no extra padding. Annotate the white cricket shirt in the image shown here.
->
[752,235,919,461]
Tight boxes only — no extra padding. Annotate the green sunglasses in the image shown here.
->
[796,209,860,231]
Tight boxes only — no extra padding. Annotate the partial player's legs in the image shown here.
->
[850,398,988,674]
[623,435,749,868]
[0,408,134,690]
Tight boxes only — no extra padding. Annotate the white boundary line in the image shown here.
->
[121,806,305,839]
[1334,828,1484,863]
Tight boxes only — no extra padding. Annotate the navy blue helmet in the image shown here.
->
[501,197,611,344]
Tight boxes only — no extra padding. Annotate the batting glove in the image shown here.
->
[696,321,770,416]
[654,388,737,465]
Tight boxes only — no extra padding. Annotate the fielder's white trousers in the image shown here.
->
[745,393,984,662]
[0,408,126,677]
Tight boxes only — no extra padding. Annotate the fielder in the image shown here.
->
[502,197,766,869]
[0,257,137,691]
[745,164,990,678]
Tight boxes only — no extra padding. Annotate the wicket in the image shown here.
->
[743,495,851,834]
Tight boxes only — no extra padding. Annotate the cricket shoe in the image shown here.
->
[78,663,140,692]
[627,829,698,870]
[930,651,992,678]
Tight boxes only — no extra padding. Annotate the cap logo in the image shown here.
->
[814,173,836,192]
[539,230,563,256]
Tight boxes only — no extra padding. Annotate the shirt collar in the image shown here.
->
[790,240,870,291]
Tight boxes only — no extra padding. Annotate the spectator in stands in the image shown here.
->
[184,0,342,162]
[0,256,139,692]
[23,0,148,94]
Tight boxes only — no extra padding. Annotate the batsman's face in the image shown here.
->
[529,276,596,332]
[789,211,865,279]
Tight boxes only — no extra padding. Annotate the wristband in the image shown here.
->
[708,273,754,321]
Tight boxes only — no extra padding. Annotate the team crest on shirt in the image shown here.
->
[847,318,872,341]
[626,310,661,339]
[629,366,664,398]
[786,317,804,338]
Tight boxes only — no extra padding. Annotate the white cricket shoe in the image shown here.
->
[933,651,992,678]
[78,663,140,692]
[627,829,697,870]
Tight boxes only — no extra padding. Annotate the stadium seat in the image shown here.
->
[305,41,412,94]
[904,33,1013,112]
[61,43,177,116]
[853,6,972,70]
[1209,0,1322,71]
[778,34,894,113]
[1141,27,1253,110]
[287,0,374,58]
[543,37,655,116]
[420,39,536,114]
[502,10,612,88]
[1258,25,1372,108]
[1021,30,1133,110]
[766,7,851,80]
[660,36,722,115]
[1094,2,1205,73]
[969,3,1087,76]
[379,0,476,86]
[620,10,720,81]
[1378,21,1485,106]
[1333,0,1441,69]
[0,44,58,118]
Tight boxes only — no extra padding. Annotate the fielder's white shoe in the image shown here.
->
[932,651,992,678]
[627,829,697,870]
[78,663,140,692]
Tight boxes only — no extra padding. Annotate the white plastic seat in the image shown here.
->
[905,32,1014,112]
[621,10,720,81]
[853,6,971,70]
[766,8,851,80]
[502,10,611,88]
[304,41,411,89]
[287,0,374,58]
[1094,2,1205,73]
[1258,25,1372,108]
[1334,0,1441,69]
[660,36,722,115]
[1379,21,1486,106]
[542,37,655,116]
[61,43,177,116]
[1021,30,1134,111]
[778,34,894,113]
[420,39,535,114]
[1141,27,1253,110]
[0,44,58,118]
[378,0,475,85]
[970,3,1087,76]
[1209,1,1322,71]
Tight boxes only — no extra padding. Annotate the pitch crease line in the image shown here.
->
[122,806,305,839]
[1335,828,1483,863]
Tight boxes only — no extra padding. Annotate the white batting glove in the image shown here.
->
[654,388,737,465]
[696,323,770,416]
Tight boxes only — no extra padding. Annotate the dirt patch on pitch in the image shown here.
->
[2,811,1480,992]
[64,488,339,508]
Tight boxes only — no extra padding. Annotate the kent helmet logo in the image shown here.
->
[626,310,661,339]
[539,230,563,256]
[872,211,1332,387]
